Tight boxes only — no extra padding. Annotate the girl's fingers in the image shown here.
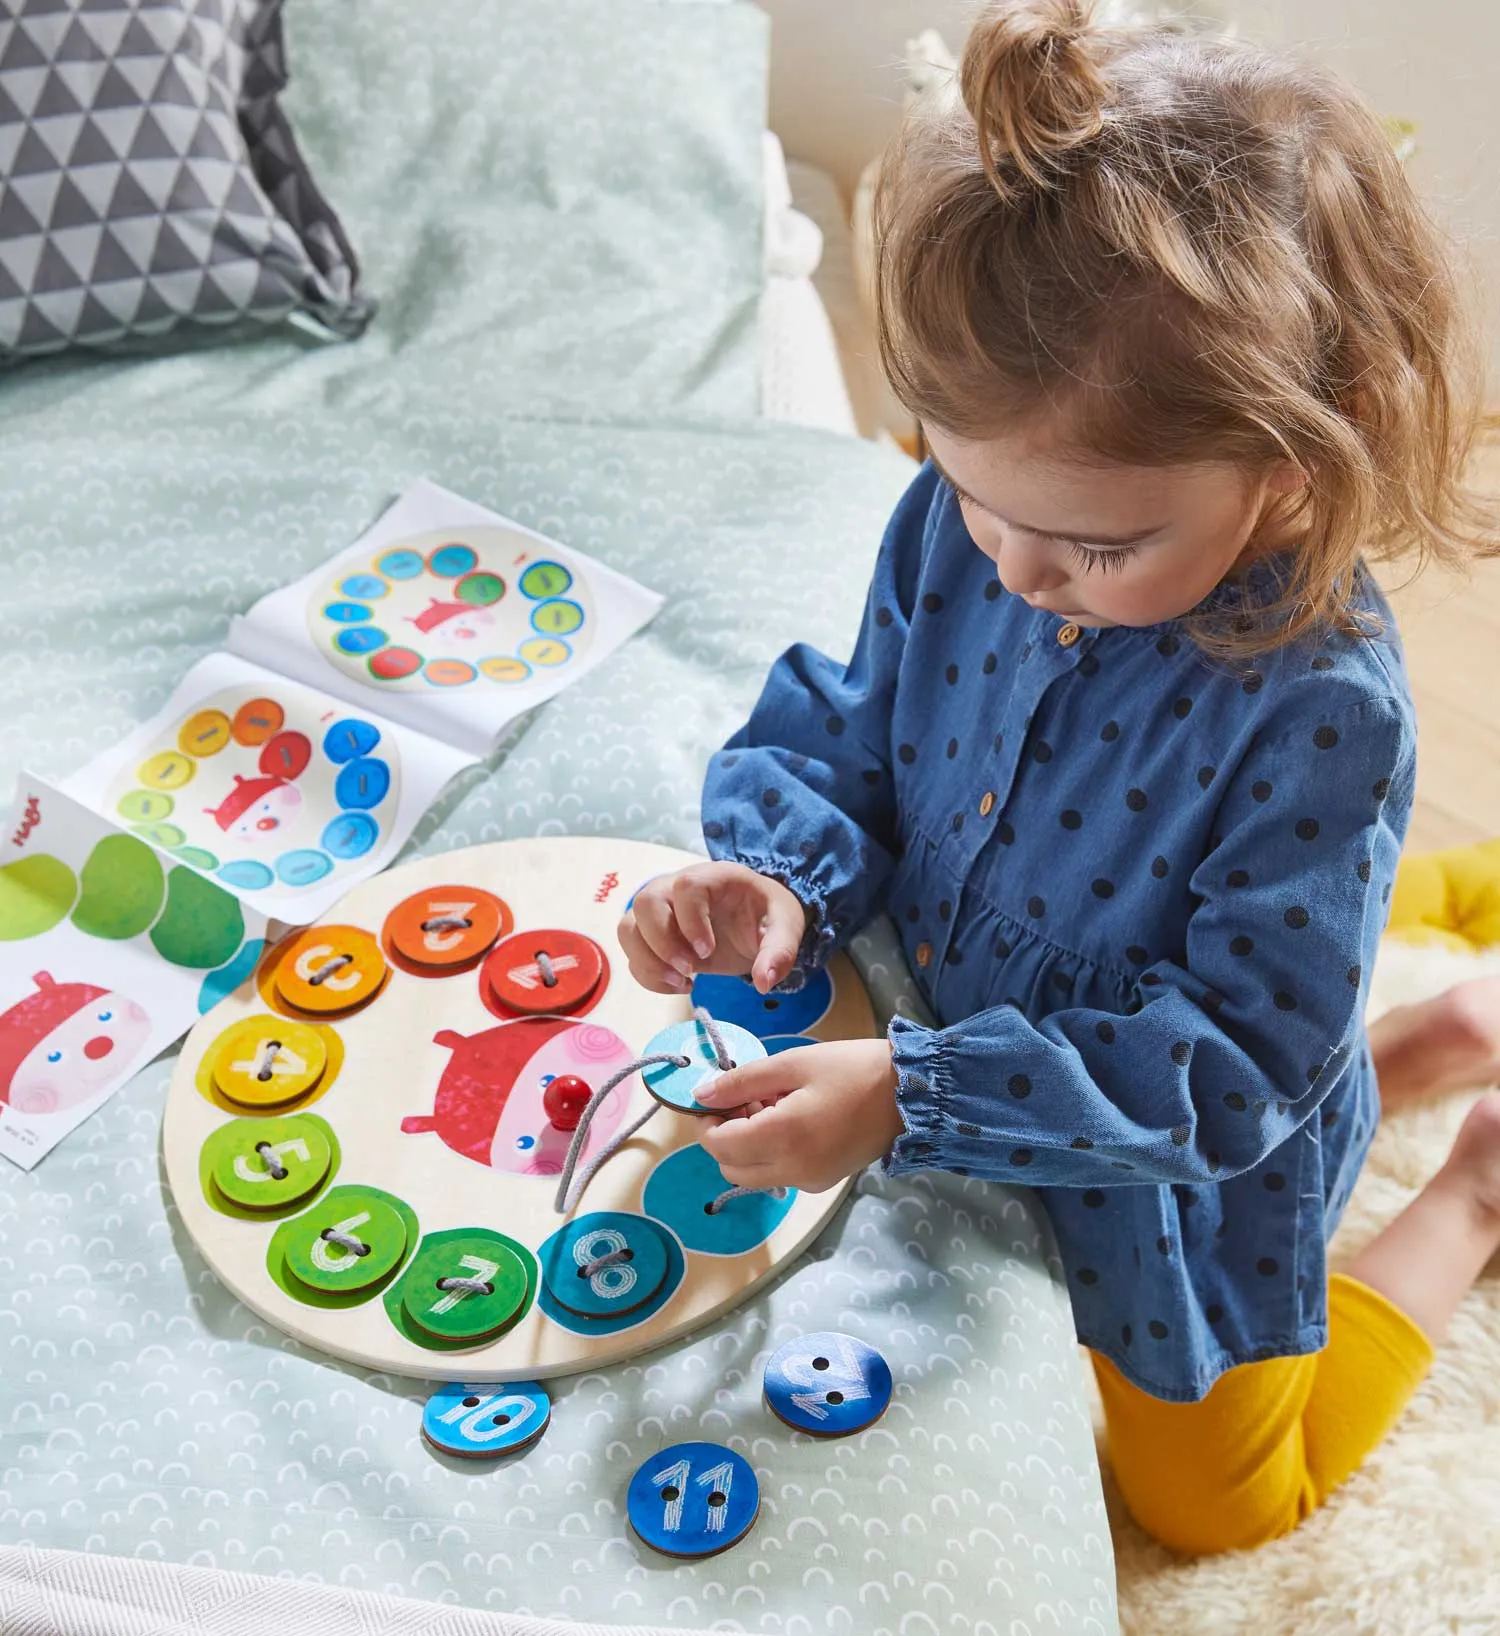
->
[617,912,689,993]
[626,889,699,980]
[693,1052,805,1110]
[670,874,718,964]
[699,1114,790,1175]
[751,890,808,993]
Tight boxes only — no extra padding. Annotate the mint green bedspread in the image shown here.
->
[0,2,1117,1630]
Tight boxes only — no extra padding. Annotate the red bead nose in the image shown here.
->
[543,1075,592,1132]
[83,1035,114,1060]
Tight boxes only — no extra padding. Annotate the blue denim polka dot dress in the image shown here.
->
[702,463,1415,1402]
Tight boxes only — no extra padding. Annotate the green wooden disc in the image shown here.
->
[205,1115,332,1213]
[283,1190,408,1293]
[400,1233,531,1342]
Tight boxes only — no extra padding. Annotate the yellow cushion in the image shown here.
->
[1388,839,1500,952]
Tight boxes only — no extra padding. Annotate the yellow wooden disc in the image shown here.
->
[210,1016,328,1108]
[177,709,232,758]
[272,926,388,1015]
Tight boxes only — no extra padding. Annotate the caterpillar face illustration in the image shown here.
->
[203,731,312,844]
[409,598,502,647]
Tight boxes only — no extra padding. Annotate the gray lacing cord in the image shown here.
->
[536,950,557,987]
[320,1228,369,1257]
[252,1041,280,1082]
[578,1244,633,1279]
[696,1008,733,1071]
[707,1183,787,1214]
[254,1141,288,1181]
[551,1053,685,1215]
[437,1275,494,1295]
[552,1008,786,1218]
[422,915,471,932]
[309,954,353,986]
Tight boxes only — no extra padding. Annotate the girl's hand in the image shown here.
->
[618,862,808,995]
[694,1039,903,1194]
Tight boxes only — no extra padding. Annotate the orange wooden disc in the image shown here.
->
[482,929,604,1014]
[273,925,388,1015]
[384,886,508,971]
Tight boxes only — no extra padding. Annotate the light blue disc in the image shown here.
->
[541,1211,671,1319]
[323,601,372,625]
[642,1144,796,1257]
[322,718,381,764]
[335,626,387,655]
[422,1381,550,1459]
[334,757,391,810]
[689,969,833,1040]
[339,574,388,600]
[640,1019,766,1114]
[217,859,274,890]
[276,849,333,887]
[321,811,379,860]
[763,1331,893,1438]
[429,543,478,578]
[627,1441,758,1558]
[377,549,425,580]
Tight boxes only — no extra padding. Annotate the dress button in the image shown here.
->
[979,792,996,818]
[1057,622,1082,647]
[915,942,933,969]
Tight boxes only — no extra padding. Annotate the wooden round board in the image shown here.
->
[162,838,876,1380]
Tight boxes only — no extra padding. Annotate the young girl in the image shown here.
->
[620,0,1500,1554]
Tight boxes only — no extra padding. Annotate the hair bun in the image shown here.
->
[961,0,1108,196]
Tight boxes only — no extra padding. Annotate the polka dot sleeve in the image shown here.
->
[885,695,1413,1185]
[700,465,939,970]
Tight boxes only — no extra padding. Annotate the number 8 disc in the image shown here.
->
[384,886,508,971]
[541,1211,671,1319]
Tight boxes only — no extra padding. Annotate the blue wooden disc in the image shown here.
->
[689,969,833,1039]
[626,1441,759,1558]
[763,1332,893,1437]
[640,1019,766,1114]
[422,1380,551,1459]
[641,1143,796,1257]
[541,1211,671,1318]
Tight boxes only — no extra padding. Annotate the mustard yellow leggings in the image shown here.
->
[1092,1274,1434,1556]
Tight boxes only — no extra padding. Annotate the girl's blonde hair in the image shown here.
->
[876,0,1497,656]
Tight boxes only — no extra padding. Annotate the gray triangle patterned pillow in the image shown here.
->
[0,0,373,361]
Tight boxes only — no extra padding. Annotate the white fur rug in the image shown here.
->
[1104,939,1500,1635]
